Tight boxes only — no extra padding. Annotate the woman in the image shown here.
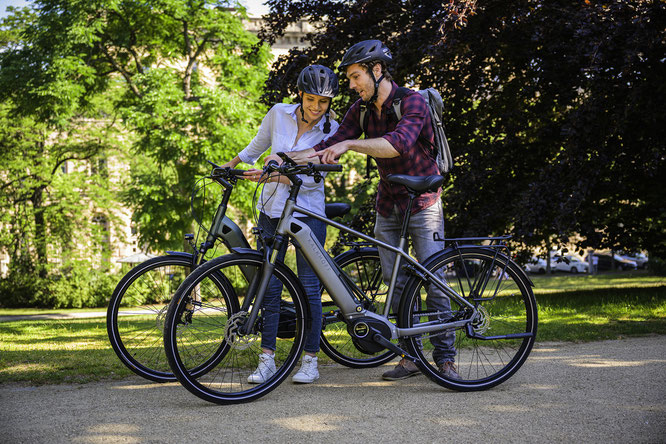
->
[223,65,339,384]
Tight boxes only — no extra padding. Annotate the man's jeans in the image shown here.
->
[375,200,456,364]
[258,213,326,354]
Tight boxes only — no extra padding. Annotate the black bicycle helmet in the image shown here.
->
[338,39,393,71]
[297,64,339,98]
[297,64,339,133]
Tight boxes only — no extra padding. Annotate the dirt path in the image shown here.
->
[1,336,665,443]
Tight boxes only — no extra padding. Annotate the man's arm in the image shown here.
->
[312,137,399,164]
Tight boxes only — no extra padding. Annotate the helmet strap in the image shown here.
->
[367,67,384,105]
[323,112,331,134]
[299,97,309,123]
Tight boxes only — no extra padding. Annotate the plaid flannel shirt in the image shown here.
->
[313,82,441,217]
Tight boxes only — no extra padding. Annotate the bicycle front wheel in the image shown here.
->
[107,255,194,383]
[164,253,307,404]
[400,247,537,391]
[320,247,396,368]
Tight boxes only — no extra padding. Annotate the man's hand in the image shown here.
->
[310,141,350,164]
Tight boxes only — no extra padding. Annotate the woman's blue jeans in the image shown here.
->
[257,212,326,354]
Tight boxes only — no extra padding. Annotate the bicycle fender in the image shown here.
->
[230,247,259,256]
[166,251,194,259]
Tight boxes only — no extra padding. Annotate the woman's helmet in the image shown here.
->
[297,64,339,133]
[338,40,393,71]
[297,65,339,98]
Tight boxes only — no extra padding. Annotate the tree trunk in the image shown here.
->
[31,186,48,278]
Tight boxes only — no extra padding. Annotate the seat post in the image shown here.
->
[399,193,417,239]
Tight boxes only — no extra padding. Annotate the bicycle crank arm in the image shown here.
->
[370,329,418,363]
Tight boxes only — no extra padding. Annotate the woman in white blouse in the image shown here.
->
[223,65,339,384]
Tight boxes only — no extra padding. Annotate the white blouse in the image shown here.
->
[238,103,339,218]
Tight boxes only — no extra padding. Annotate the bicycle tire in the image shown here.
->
[399,247,537,391]
[164,252,308,404]
[321,247,396,368]
[107,255,194,382]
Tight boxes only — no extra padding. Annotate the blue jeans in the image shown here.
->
[257,212,326,354]
[375,200,456,364]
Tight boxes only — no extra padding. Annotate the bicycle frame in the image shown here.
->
[246,196,478,343]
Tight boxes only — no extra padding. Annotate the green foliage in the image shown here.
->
[0,1,274,307]
[1,0,272,255]
[259,0,665,258]
[0,261,120,309]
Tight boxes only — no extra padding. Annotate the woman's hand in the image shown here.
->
[243,168,264,183]
[221,156,241,169]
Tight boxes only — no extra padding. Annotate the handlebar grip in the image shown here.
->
[228,168,247,176]
[315,164,343,172]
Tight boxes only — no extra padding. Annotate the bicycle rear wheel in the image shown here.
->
[164,253,307,404]
[321,248,395,368]
[400,247,537,391]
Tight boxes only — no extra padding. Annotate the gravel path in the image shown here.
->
[1,336,665,443]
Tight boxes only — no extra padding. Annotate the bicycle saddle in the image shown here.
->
[386,174,445,194]
[325,203,351,219]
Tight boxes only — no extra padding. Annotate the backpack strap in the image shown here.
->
[391,87,411,121]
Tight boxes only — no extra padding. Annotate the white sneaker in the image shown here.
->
[247,352,276,384]
[292,355,319,383]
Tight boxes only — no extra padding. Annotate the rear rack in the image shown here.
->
[434,234,514,303]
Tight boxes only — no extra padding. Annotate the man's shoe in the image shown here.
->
[382,358,421,380]
[292,355,319,383]
[438,361,461,380]
[247,352,277,384]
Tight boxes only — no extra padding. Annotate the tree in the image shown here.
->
[257,0,665,259]
[1,0,272,252]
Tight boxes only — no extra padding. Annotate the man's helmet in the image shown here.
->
[297,65,339,98]
[338,40,393,71]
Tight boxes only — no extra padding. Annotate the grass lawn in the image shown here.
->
[1,271,665,385]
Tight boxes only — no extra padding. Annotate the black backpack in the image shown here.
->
[359,87,453,175]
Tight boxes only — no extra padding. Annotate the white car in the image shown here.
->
[524,257,548,274]
[551,255,589,273]
[621,253,648,269]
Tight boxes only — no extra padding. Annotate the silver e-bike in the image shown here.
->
[163,156,538,404]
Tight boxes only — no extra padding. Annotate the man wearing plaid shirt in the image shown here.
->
[296,40,459,381]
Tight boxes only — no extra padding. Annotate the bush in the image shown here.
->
[0,261,120,308]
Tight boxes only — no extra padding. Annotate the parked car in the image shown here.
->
[621,253,649,269]
[551,255,589,273]
[593,253,637,271]
[524,257,547,274]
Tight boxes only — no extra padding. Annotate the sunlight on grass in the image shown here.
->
[0,274,665,384]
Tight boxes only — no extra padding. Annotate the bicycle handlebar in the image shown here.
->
[264,160,343,176]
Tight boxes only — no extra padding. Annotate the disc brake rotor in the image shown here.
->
[471,305,490,334]
[224,311,259,350]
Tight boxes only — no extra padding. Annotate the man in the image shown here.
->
[294,40,459,380]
